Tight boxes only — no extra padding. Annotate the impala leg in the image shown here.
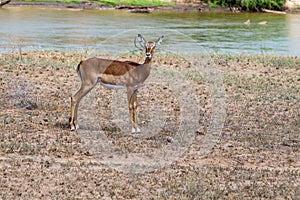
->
[127,88,134,133]
[70,81,96,131]
[132,90,140,133]
[127,88,140,133]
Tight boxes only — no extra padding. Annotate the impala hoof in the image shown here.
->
[131,127,141,134]
[70,124,79,131]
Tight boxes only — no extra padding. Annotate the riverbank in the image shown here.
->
[3,1,214,12]
[3,1,300,14]
[0,0,276,13]
[0,50,299,198]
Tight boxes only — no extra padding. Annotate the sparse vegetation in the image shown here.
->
[0,51,299,198]
[24,0,83,3]
[95,0,171,6]
[21,0,172,6]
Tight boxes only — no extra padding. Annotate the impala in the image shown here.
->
[69,34,164,133]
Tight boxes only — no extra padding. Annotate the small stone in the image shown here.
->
[196,128,205,135]
[225,143,234,148]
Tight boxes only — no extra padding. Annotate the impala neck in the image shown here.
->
[143,55,153,64]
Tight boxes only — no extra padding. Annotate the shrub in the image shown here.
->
[240,0,286,11]
[204,0,286,11]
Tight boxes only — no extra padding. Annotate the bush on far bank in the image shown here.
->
[202,0,286,11]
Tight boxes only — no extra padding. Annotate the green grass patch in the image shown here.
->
[21,0,171,6]
[24,0,82,4]
[93,0,171,7]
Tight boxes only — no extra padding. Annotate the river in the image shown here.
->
[0,7,299,56]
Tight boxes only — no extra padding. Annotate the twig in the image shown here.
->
[0,0,11,7]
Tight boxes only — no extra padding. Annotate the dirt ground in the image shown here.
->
[0,51,299,199]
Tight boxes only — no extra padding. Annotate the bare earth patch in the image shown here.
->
[0,51,299,199]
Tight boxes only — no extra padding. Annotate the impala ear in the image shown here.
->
[137,34,147,48]
[154,35,164,48]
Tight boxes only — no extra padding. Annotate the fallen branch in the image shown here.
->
[0,0,11,7]
[127,8,151,13]
[261,8,286,14]
[116,5,155,10]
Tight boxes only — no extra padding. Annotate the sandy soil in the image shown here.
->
[0,51,299,199]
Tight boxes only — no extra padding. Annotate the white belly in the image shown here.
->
[100,82,126,89]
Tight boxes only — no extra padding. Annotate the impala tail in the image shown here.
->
[77,60,83,81]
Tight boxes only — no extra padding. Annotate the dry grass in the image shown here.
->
[0,51,299,199]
